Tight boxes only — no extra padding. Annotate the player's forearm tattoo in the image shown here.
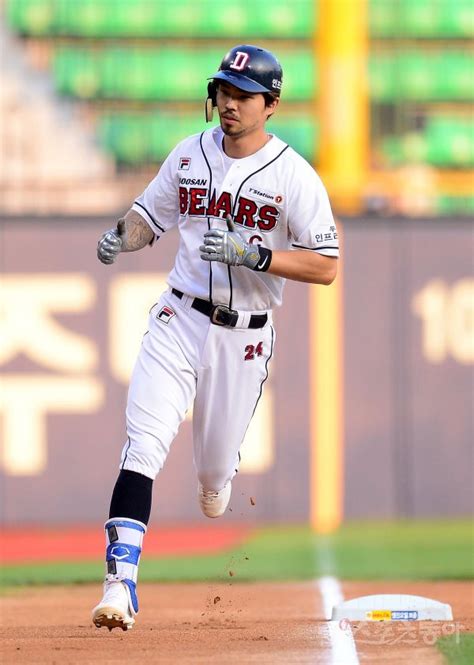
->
[121,210,154,252]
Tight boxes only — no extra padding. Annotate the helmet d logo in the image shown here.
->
[230,51,250,71]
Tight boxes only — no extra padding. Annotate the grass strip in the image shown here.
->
[1,520,472,588]
[437,634,474,665]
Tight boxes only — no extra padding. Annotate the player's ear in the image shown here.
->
[265,96,279,121]
[205,82,217,122]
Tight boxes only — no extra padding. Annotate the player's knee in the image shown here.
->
[197,468,232,491]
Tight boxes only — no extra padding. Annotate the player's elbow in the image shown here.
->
[318,257,338,285]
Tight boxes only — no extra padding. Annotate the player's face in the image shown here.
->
[216,82,278,139]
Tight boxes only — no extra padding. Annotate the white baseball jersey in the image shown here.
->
[132,126,339,312]
[122,125,338,489]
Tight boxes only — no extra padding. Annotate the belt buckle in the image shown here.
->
[211,305,237,327]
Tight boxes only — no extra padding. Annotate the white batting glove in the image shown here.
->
[97,219,125,265]
[200,216,262,269]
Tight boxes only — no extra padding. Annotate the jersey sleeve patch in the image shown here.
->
[242,184,284,207]
[291,224,339,256]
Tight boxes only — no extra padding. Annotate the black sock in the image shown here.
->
[109,469,153,525]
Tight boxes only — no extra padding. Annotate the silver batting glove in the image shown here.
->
[200,216,260,269]
[97,219,125,264]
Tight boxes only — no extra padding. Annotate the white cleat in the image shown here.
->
[92,580,135,631]
[198,481,232,518]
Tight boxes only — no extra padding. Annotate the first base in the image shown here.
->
[331,594,453,621]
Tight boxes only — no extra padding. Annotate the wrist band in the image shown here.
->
[253,246,272,272]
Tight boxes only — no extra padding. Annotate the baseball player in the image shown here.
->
[92,44,339,631]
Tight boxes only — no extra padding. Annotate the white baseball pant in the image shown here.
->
[120,289,275,491]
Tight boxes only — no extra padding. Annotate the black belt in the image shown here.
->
[171,289,268,329]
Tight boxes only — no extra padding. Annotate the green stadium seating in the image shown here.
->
[425,118,474,167]
[53,48,315,101]
[58,0,113,37]
[7,0,314,38]
[369,51,474,101]
[380,136,405,165]
[8,0,473,39]
[436,195,474,216]
[98,113,317,164]
[53,46,472,103]
[53,48,102,98]
[99,114,155,164]
[397,52,474,101]
[217,1,313,38]
[6,0,56,36]
[369,0,474,38]
[267,116,317,162]
[369,0,398,37]
[381,118,474,167]
[6,0,473,204]
[368,53,397,101]
[398,0,474,38]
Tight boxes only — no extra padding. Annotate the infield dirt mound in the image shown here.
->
[0,581,472,663]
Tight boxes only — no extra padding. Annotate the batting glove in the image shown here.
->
[200,216,272,271]
[97,219,125,265]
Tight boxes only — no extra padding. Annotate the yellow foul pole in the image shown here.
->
[310,0,367,533]
[309,246,344,534]
[317,0,369,214]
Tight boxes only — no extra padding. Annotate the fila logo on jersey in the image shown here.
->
[157,306,176,324]
[179,157,191,170]
[179,187,280,232]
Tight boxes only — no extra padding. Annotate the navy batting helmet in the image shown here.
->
[205,44,283,121]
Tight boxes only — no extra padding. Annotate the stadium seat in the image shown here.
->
[380,118,474,167]
[368,53,397,101]
[436,195,474,215]
[98,113,317,164]
[369,0,474,37]
[267,116,317,161]
[99,115,155,164]
[52,48,315,101]
[6,0,472,216]
[397,52,474,100]
[370,50,473,101]
[53,48,103,98]
[425,118,474,167]
[6,0,56,36]
[58,0,113,37]
[8,0,472,39]
[52,46,473,104]
[7,0,314,38]
[369,0,398,37]
[398,0,474,38]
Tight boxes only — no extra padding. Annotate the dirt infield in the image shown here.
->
[1,581,472,664]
